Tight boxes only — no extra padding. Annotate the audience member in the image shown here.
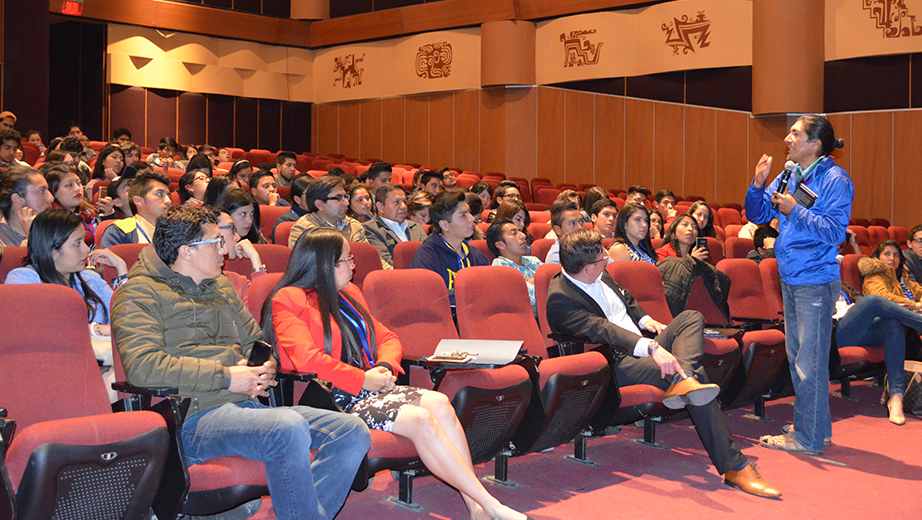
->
[178,170,210,206]
[249,169,290,207]
[419,170,444,198]
[409,191,489,304]
[440,168,458,192]
[657,214,709,263]
[289,175,367,247]
[347,183,374,222]
[215,188,268,244]
[687,201,718,239]
[486,181,522,222]
[147,137,177,169]
[45,162,112,245]
[89,145,125,190]
[464,191,486,240]
[0,165,54,247]
[215,208,268,302]
[185,153,215,177]
[546,229,780,498]
[229,159,253,186]
[111,127,132,145]
[589,199,617,239]
[112,205,370,519]
[747,225,778,264]
[101,174,133,221]
[470,181,493,211]
[364,183,427,269]
[608,203,657,264]
[56,136,93,182]
[25,129,46,157]
[582,187,610,223]
[0,128,21,171]
[494,199,533,244]
[0,110,16,130]
[860,240,922,309]
[120,141,141,168]
[361,162,392,199]
[216,148,231,164]
[274,151,298,187]
[545,201,585,264]
[655,189,678,220]
[272,174,312,242]
[649,209,665,240]
[264,227,528,520]
[488,218,543,312]
[202,174,240,207]
[904,224,922,283]
[625,185,650,207]
[406,190,433,226]
[100,172,171,248]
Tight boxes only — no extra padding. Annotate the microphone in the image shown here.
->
[772,160,796,210]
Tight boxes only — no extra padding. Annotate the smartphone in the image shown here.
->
[99,186,107,199]
[696,237,707,250]
[247,340,273,367]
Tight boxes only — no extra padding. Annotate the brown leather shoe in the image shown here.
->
[724,464,782,499]
[663,376,720,409]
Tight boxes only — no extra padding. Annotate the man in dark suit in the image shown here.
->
[364,183,427,268]
[546,229,781,499]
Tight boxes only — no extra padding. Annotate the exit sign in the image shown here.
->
[61,0,84,15]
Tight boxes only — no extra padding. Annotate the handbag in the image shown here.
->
[881,360,922,416]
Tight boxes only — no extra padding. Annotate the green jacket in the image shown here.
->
[112,246,263,417]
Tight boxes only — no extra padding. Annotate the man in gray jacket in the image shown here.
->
[112,205,370,520]
[364,183,427,268]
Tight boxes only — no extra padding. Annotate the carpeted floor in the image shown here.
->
[332,379,922,519]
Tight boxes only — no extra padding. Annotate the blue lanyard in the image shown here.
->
[339,295,373,367]
[899,280,915,302]
[136,218,151,243]
[841,289,852,305]
[442,237,471,271]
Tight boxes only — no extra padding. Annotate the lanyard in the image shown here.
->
[442,237,471,271]
[136,217,151,243]
[339,295,373,367]
[841,289,852,305]
[899,280,915,302]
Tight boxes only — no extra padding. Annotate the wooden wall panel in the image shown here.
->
[405,95,430,166]
[714,111,750,205]
[503,87,538,179]
[564,91,595,186]
[359,99,383,162]
[146,89,178,149]
[310,104,320,154]
[536,88,566,182]
[825,113,852,176]
[653,102,685,196]
[850,112,893,221]
[207,94,235,152]
[178,93,207,147]
[258,99,282,151]
[428,93,455,169]
[281,101,312,154]
[748,115,790,178]
[338,102,362,160]
[893,111,922,228]
[683,106,716,202]
[453,90,481,172]
[381,97,405,164]
[110,86,147,148]
[234,97,258,151]
[593,95,625,192]
[624,98,655,191]
[480,88,506,174]
[317,104,340,156]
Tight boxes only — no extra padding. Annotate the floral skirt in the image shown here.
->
[332,386,428,432]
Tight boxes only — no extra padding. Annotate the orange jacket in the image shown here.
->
[271,283,403,395]
[859,257,922,306]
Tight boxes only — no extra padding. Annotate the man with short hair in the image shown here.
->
[0,128,21,171]
[547,229,781,499]
[147,137,178,169]
[488,218,543,311]
[249,170,290,207]
[216,148,231,164]
[364,183,426,268]
[112,205,370,520]
[57,136,93,182]
[409,191,489,304]
[0,110,16,130]
[655,189,677,219]
[545,201,585,264]
[441,168,458,192]
[589,199,617,239]
[112,127,132,145]
[625,185,650,207]
[904,224,922,283]
[485,181,523,223]
[100,172,172,247]
[99,173,134,222]
[120,142,142,168]
[274,151,298,187]
[288,175,368,247]
[199,144,216,164]
[747,224,779,265]
[272,173,312,242]
[362,162,393,199]
[419,170,443,197]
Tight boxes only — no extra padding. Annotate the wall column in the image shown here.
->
[752,0,824,115]
[3,0,50,136]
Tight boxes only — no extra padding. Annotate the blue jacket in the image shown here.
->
[745,156,853,285]
[408,232,489,304]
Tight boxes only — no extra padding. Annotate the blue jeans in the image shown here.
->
[181,401,370,520]
[836,294,922,395]
[781,278,839,452]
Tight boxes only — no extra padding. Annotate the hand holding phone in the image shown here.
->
[247,340,274,367]
[696,237,707,251]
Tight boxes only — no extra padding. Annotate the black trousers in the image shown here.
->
[614,310,748,474]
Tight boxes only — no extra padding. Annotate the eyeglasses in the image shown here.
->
[335,254,355,267]
[505,194,523,200]
[912,238,922,245]
[188,236,225,248]
[326,194,349,202]
[218,223,238,236]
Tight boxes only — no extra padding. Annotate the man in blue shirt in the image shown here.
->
[746,115,853,455]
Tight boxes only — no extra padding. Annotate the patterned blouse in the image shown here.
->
[492,255,543,311]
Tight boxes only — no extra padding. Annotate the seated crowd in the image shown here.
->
[3,121,920,518]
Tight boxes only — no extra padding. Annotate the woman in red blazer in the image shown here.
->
[263,228,528,520]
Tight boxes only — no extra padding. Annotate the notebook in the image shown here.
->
[426,339,523,365]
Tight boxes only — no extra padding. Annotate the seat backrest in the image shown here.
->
[605,261,673,323]
[716,207,742,227]
[534,263,563,348]
[275,221,297,249]
[850,217,871,227]
[0,246,27,282]
[530,238,555,262]
[245,272,284,325]
[104,243,148,283]
[705,236,724,265]
[724,224,743,239]
[848,225,874,255]
[349,241,383,289]
[717,259,776,322]
[468,240,496,262]
[758,258,784,317]
[686,276,730,325]
[725,237,754,259]
[364,269,458,359]
[527,222,551,240]
[535,188,561,206]
[393,240,423,269]
[0,285,110,428]
[95,220,114,249]
[454,266,548,358]
[889,226,909,247]
[870,217,890,228]
[223,244,291,278]
[529,211,551,224]
[867,225,890,249]
[258,205,291,243]
[840,254,865,292]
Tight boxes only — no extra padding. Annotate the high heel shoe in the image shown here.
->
[888,395,906,425]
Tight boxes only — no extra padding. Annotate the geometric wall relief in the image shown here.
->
[561,30,603,67]
[662,11,712,55]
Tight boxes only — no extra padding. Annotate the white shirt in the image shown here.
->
[380,216,409,242]
[562,270,654,357]
[136,215,156,244]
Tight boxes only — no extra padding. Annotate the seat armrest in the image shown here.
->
[276,370,317,383]
[546,333,589,358]
[0,417,14,453]
[111,381,179,397]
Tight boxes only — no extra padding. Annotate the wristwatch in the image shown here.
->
[253,264,268,273]
[647,341,661,357]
